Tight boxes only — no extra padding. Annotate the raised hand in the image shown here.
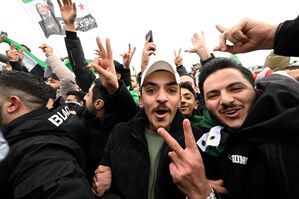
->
[57,0,77,31]
[174,48,183,67]
[213,18,277,54]
[120,43,136,69]
[186,32,211,60]
[89,36,119,95]
[39,44,53,57]
[157,119,211,199]
[141,36,156,73]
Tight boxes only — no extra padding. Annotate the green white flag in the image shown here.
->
[2,36,47,69]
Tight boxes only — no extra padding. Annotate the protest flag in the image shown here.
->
[21,0,97,38]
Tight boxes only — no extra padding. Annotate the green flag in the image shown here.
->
[3,36,47,70]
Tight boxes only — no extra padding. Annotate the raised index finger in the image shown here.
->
[215,24,226,33]
[215,24,228,51]
[157,128,184,155]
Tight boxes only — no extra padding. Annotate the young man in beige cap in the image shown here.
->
[93,60,203,199]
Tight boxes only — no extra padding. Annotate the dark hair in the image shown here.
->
[0,71,49,107]
[91,78,114,112]
[180,82,196,98]
[198,57,254,96]
[92,78,104,102]
[46,84,57,100]
[66,90,86,102]
[48,73,59,81]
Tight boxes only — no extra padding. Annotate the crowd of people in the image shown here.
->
[0,0,299,198]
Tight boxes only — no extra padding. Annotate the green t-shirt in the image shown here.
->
[145,128,165,199]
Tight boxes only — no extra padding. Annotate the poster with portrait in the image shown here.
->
[21,0,97,38]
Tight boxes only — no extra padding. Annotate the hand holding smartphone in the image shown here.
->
[145,30,156,53]
[145,30,153,42]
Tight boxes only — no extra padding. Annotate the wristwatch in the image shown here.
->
[205,187,217,199]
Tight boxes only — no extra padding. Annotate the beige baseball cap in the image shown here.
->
[140,60,180,86]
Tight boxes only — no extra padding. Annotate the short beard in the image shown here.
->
[83,107,96,121]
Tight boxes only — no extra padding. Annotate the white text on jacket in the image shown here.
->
[48,106,71,127]
[228,154,248,165]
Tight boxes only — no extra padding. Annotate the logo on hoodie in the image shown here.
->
[228,154,248,165]
[48,106,71,127]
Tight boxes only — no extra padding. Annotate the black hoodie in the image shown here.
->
[205,74,299,199]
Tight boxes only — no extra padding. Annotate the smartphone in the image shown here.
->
[145,30,153,42]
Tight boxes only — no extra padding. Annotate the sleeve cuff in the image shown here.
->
[65,31,78,40]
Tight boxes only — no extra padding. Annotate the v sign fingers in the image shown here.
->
[92,37,118,95]
[158,119,211,199]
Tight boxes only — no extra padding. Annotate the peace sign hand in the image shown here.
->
[174,48,183,67]
[89,37,119,95]
[157,119,211,199]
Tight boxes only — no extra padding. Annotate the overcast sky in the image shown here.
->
[1,0,298,73]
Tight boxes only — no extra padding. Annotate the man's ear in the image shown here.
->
[94,99,105,110]
[194,100,198,110]
[7,96,22,113]
[79,100,84,106]
[139,95,144,108]
[116,73,121,80]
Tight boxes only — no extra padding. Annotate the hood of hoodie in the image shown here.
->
[235,74,299,143]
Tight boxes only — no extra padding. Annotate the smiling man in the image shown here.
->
[154,57,299,199]
[158,57,299,199]
[96,60,202,199]
[197,57,299,198]
[179,82,198,118]
[200,59,256,129]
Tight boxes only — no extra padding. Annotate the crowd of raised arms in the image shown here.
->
[0,0,299,199]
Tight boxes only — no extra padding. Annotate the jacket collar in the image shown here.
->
[1,108,48,137]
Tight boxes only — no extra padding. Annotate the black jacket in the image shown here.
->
[102,109,203,199]
[64,31,95,92]
[274,14,299,56]
[0,105,94,199]
[82,81,139,183]
[204,74,299,199]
